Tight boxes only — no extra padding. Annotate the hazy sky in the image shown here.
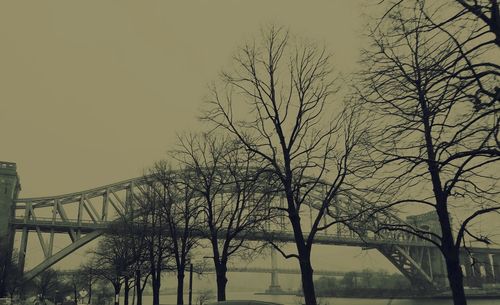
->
[2,0,402,275]
[0,1,367,198]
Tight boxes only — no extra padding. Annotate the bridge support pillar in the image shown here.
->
[0,161,21,297]
[492,254,500,284]
[266,248,283,294]
[476,253,494,285]
[406,211,448,288]
[430,248,447,287]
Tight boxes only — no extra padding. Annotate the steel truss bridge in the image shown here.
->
[1,161,500,292]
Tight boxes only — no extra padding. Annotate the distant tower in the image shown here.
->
[266,248,283,294]
[406,211,448,287]
[0,161,21,296]
[406,211,445,237]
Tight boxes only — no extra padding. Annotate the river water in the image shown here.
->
[130,293,500,305]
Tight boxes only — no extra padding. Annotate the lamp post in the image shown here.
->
[188,257,211,305]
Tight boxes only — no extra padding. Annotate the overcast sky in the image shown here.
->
[0,0,403,275]
[1,1,367,198]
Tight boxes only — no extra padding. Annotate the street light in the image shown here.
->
[189,257,211,305]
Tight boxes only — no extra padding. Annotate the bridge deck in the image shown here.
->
[10,218,500,254]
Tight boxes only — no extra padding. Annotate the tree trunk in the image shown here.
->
[135,271,143,305]
[124,278,130,305]
[215,264,227,302]
[113,283,121,305]
[135,284,143,305]
[0,276,6,298]
[297,248,317,305]
[152,270,161,305]
[132,285,136,305]
[445,251,467,305]
[136,287,142,305]
[177,269,185,305]
[439,208,467,305]
[87,284,92,305]
[422,104,467,305]
[73,285,78,304]
[288,207,317,305]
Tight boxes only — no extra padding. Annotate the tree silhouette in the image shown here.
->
[203,26,368,305]
[359,3,500,305]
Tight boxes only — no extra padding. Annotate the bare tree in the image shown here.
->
[173,133,277,301]
[380,0,499,45]
[196,289,214,305]
[90,235,134,305]
[359,3,500,305]
[92,281,114,305]
[148,161,203,305]
[452,0,500,46]
[378,0,500,109]
[108,208,151,305]
[79,262,99,305]
[133,184,174,305]
[32,269,60,304]
[126,223,150,305]
[202,26,367,305]
[435,0,500,47]
[64,273,81,305]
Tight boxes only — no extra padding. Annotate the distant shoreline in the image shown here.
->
[257,289,500,300]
